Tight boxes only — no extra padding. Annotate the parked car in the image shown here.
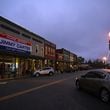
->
[75,69,110,103]
[33,67,54,77]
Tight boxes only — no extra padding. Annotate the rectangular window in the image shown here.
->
[48,47,50,55]
[32,38,43,44]
[22,33,31,39]
[41,47,44,56]
[45,46,47,55]
[0,24,20,34]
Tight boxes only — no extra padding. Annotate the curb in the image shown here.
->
[0,75,32,82]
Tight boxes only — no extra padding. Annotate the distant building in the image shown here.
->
[56,48,77,72]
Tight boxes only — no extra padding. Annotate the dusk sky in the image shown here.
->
[0,0,110,60]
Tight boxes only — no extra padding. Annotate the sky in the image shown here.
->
[0,0,110,60]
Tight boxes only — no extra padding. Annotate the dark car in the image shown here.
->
[75,69,110,103]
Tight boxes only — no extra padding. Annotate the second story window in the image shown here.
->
[0,24,20,34]
[45,46,47,55]
[22,33,31,39]
[41,47,44,56]
[36,45,39,53]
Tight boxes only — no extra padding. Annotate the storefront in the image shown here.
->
[31,37,44,70]
[44,40,56,69]
[56,51,64,73]
[56,48,70,72]
[0,33,32,79]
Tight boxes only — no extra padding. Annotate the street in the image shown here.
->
[0,71,110,110]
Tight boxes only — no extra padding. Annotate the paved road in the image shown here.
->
[0,71,110,110]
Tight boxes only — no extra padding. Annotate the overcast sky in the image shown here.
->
[0,0,110,60]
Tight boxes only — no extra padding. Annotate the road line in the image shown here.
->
[0,77,72,102]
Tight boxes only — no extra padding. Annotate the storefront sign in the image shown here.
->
[0,33,32,54]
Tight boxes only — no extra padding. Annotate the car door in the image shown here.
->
[44,68,50,74]
[40,67,49,75]
[79,71,98,91]
[40,68,47,75]
[82,71,105,93]
[87,71,106,93]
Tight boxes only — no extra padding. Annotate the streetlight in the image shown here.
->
[108,32,110,38]
[102,57,107,63]
[102,56,107,68]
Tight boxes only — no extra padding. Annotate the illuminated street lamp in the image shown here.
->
[102,57,107,68]
[108,32,110,38]
[102,57,107,63]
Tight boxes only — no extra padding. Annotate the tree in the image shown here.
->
[87,59,105,68]
[77,56,85,64]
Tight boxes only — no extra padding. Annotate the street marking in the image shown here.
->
[0,77,72,102]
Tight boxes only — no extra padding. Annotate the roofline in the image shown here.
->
[0,16,44,40]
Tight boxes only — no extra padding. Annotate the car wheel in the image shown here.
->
[76,80,81,90]
[36,73,40,77]
[100,88,109,103]
[49,72,53,76]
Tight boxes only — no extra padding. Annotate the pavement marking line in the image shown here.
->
[0,77,72,102]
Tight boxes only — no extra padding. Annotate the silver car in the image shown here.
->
[75,69,110,103]
[33,67,54,77]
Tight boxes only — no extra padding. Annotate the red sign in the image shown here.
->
[0,33,32,46]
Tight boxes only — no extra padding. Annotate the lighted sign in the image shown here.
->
[0,33,32,54]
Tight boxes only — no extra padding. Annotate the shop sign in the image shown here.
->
[0,34,32,54]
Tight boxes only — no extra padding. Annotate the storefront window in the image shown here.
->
[0,55,17,79]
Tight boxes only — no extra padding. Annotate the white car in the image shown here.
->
[33,67,54,77]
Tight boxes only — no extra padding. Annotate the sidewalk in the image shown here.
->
[0,75,31,82]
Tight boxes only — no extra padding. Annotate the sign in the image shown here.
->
[0,33,32,54]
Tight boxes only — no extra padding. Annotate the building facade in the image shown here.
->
[56,48,78,72]
[44,40,56,69]
[0,16,79,80]
[70,52,78,71]
[0,16,45,79]
[56,49,64,73]
[56,48,70,72]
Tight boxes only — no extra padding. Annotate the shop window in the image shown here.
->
[0,57,17,78]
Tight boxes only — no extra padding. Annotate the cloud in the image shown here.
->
[0,0,110,60]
